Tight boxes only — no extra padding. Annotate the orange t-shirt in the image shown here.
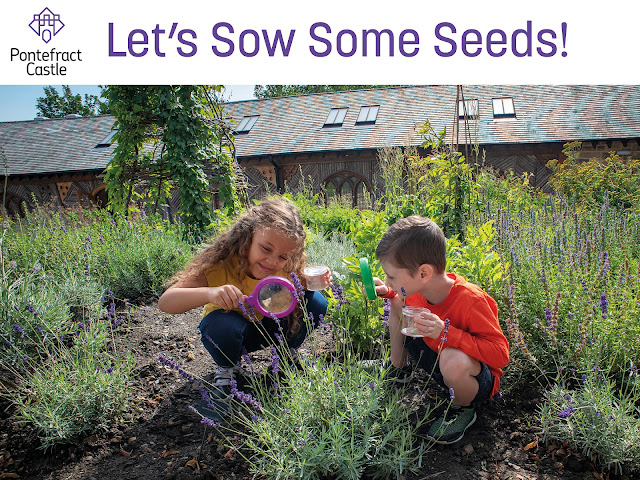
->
[406,273,509,398]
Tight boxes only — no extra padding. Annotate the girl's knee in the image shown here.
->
[199,310,247,343]
[305,290,328,318]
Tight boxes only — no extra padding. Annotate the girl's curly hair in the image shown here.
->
[176,198,308,335]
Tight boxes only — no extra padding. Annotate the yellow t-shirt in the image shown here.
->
[201,256,286,319]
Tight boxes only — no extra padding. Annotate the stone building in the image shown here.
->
[2,85,640,216]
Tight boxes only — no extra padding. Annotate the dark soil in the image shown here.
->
[0,304,630,480]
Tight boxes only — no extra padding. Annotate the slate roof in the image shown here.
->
[0,115,116,176]
[224,85,640,157]
[2,86,639,177]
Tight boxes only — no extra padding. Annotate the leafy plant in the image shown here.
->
[103,85,240,236]
[538,367,640,474]
[447,220,507,296]
[11,323,134,449]
[547,142,640,211]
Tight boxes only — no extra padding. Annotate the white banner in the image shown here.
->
[1,0,638,84]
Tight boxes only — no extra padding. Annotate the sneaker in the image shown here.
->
[211,365,235,398]
[426,405,477,445]
[194,366,235,423]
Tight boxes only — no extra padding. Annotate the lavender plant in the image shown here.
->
[538,365,640,474]
[5,205,194,300]
[162,273,441,480]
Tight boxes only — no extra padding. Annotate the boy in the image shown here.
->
[373,216,509,445]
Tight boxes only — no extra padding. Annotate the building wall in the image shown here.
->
[578,139,640,161]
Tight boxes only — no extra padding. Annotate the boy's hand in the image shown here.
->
[208,284,245,311]
[413,311,445,340]
[372,276,393,297]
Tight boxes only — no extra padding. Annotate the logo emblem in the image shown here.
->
[29,7,65,44]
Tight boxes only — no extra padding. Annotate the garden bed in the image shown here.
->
[0,303,611,480]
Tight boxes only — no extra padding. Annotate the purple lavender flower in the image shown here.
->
[31,263,41,273]
[12,324,24,335]
[440,318,450,343]
[449,387,455,400]
[270,347,280,376]
[201,416,221,428]
[8,260,17,269]
[329,282,347,309]
[25,302,38,316]
[291,272,305,299]
[230,380,262,410]
[558,405,575,419]
[599,293,608,318]
[238,301,251,319]
[382,300,390,328]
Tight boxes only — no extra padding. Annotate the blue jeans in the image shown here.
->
[199,290,328,367]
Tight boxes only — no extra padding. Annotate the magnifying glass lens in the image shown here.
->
[257,283,294,314]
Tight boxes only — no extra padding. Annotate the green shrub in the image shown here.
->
[13,326,134,449]
[538,368,640,474]
[547,143,640,211]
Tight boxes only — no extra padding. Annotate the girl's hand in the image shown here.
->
[413,311,445,340]
[208,284,245,311]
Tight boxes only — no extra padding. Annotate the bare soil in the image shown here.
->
[0,304,630,480]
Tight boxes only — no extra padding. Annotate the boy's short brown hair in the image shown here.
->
[375,216,447,274]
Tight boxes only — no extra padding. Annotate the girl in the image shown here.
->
[158,198,329,418]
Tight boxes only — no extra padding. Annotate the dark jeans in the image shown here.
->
[199,290,328,367]
[404,337,495,405]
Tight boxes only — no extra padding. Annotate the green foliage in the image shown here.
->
[103,85,240,236]
[538,368,640,474]
[447,220,507,297]
[547,143,640,211]
[305,231,356,283]
[330,266,387,357]
[11,324,134,450]
[4,206,194,302]
[378,122,480,238]
[254,85,394,99]
[476,168,545,212]
[347,210,388,260]
[35,85,109,118]
[189,314,439,480]
[291,190,361,235]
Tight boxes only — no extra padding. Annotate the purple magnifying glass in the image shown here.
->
[243,276,297,318]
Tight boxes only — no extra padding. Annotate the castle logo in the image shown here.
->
[29,7,65,44]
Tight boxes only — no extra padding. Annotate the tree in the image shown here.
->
[36,85,109,118]
[253,85,395,99]
[103,86,240,237]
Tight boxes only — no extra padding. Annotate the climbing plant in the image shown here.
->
[103,85,240,236]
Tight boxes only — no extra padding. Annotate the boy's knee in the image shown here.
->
[439,348,481,379]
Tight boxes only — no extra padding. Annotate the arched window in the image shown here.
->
[3,193,27,218]
[322,171,372,208]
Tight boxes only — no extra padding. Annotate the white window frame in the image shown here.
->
[492,98,516,117]
[458,99,479,119]
[356,105,380,124]
[95,130,117,148]
[236,115,259,133]
[324,108,348,127]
